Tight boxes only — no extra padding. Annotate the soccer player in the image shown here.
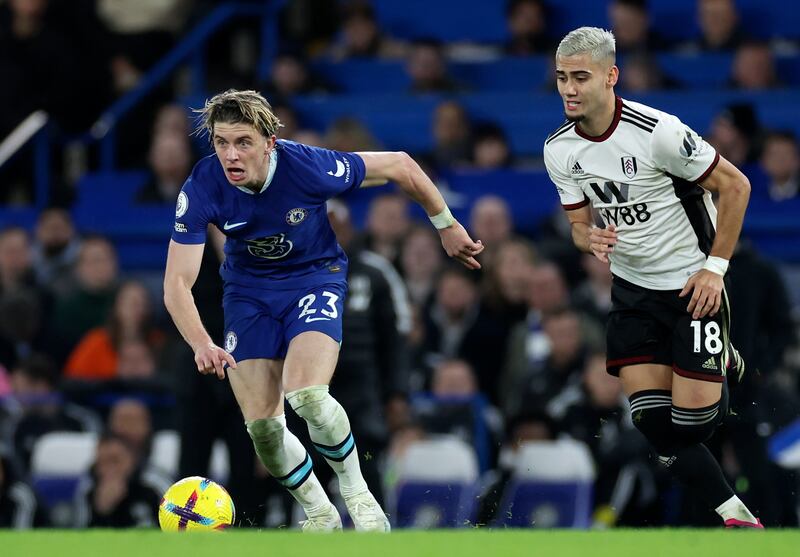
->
[543,28,762,528]
[163,89,483,531]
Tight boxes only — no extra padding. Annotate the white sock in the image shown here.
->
[246,414,332,518]
[287,385,369,499]
[715,495,757,522]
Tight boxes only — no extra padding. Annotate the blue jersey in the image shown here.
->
[171,140,365,290]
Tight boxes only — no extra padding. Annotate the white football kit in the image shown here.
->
[543,97,720,290]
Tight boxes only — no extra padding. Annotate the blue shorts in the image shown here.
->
[222,281,347,361]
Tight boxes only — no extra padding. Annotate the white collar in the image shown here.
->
[236,148,278,195]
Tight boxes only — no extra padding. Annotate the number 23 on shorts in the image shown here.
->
[297,290,340,323]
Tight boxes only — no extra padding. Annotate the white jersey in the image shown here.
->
[543,97,720,290]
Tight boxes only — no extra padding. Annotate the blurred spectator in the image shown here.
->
[4,354,101,468]
[707,103,762,168]
[0,227,52,369]
[30,208,81,295]
[360,193,411,265]
[0,289,49,371]
[682,0,745,53]
[326,1,406,61]
[430,100,472,169]
[0,449,48,527]
[476,411,558,524]
[65,280,164,381]
[504,0,553,56]
[152,103,191,138]
[502,307,588,417]
[96,0,190,95]
[107,399,152,463]
[730,41,779,90]
[619,52,674,93]
[420,265,507,402]
[609,0,668,55]
[136,133,193,204]
[469,195,513,253]
[0,227,35,296]
[471,123,513,169]
[261,53,333,102]
[552,352,657,527]
[399,225,444,309]
[482,237,538,324]
[51,236,119,361]
[414,359,504,471]
[73,433,161,527]
[324,116,380,152]
[468,195,513,276]
[572,253,613,325]
[406,39,461,94]
[116,338,157,380]
[757,131,799,201]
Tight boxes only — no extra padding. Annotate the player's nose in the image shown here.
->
[225,146,239,161]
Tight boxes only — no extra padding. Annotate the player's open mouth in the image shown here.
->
[227,167,245,181]
[565,100,580,111]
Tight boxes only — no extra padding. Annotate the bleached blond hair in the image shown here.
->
[194,89,283,140]
[556,27,616,63]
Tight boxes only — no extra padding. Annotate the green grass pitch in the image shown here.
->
[2,529,798,557]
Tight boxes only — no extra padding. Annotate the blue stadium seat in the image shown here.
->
[493,440,596,529]
[30,432,97,525]
[371,0,508,42]
[391,437,480,528]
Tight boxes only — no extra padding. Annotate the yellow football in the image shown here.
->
[158,476,235,532]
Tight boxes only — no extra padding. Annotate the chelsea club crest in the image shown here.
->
[224,331,237,353]
[285,207,308,225]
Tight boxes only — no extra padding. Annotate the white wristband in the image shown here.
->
[429,206,455,230]
[703,256,729,276]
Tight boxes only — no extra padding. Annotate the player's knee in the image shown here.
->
[246,415,285,450]
[629,390,675,455]
[286,384,340,427]
[671,402,721,445]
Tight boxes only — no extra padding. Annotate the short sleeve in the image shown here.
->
[651,113,720,183]
[301,144,367,200]
[171,178,211,244]
[543,143,589,210]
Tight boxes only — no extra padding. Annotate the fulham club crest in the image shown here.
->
[285,207,308,225]
[621,156,638,179]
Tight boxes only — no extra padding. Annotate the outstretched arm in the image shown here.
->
[356,151,484,269]
[163,240,236,378]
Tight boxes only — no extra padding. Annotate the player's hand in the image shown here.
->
[93,477,128,514]
[679,269,723,319]
[195,342,237,380]
[439,221,484,269]
[589,224,617,263]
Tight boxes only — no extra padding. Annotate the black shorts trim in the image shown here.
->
[606,354,656,375]
[673,364,725,383]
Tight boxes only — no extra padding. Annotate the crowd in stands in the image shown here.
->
[0,0,799,529]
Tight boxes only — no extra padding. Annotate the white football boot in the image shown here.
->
[344,491,391,532]
[300,503,342,532]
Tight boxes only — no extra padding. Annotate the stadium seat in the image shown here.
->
[30,431,98,513]
[493,439,596,528]
[392,436,480,528]
[149,430,230,483]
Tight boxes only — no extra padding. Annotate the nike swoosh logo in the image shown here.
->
[304,316,332,323]
[326,160,345,178]
[223,221,247,230]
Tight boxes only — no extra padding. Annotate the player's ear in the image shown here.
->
[265,134,277,154]
[607,65,619,88]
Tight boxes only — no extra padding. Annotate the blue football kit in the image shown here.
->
[171,140,366,360]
